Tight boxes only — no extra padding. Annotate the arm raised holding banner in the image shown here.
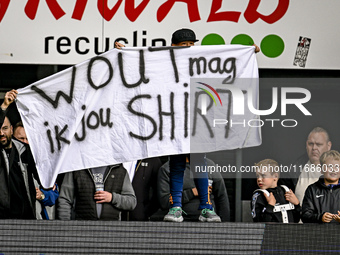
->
[0,89,43,219]
[0,90,17,132]
[1,89,18,112]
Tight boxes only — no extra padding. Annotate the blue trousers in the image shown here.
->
[169,153,212,210]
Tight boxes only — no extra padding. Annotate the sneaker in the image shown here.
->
[163,207,184,222]
[199,208,221,222]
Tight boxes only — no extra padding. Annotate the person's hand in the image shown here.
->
[284,189,300,205]
[265,192,276,206]
[192,187,198,196]
[1,89,18,110]
[253,44,260,53]
[94,190,112,203]
[322,212,333,223]
[332,211,340,223]
[114,41,125,49]
[35,187,44,200]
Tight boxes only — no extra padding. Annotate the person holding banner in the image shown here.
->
[0,89,39,219]
[164,29,259,222]
[115,28,259,222]
[115,29,222,222]
[162,29,223,223]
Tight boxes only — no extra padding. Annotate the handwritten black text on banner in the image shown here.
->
[16,45,260,188]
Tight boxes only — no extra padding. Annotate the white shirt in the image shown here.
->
[295,160,322,205]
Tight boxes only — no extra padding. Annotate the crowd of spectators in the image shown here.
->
[1,28,339,224]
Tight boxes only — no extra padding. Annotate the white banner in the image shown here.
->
[16,45,260,188]
[0,0,339,69]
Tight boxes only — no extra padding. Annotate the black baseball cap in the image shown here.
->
[171,28,199,44]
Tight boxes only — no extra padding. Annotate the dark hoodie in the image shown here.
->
[302,176,340,223]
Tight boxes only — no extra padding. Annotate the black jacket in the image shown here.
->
[0,109,38,219]
[302,176,340,223]
[251,186,301,223]
[122,157,162,221]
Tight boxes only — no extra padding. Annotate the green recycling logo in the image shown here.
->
[201,33,284,58]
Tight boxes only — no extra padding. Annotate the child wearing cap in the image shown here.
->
[163,29,222,223]
[165,29,259,222]
[171,28,198,46]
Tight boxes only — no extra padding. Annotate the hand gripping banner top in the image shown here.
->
[16,45,260,188]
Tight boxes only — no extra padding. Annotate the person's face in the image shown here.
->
[256,165,278,190]
[14,126,29,144]
[0,117,13,149]
[322,158,340,185]
[306,132,331,165]
[172,41,195,47]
